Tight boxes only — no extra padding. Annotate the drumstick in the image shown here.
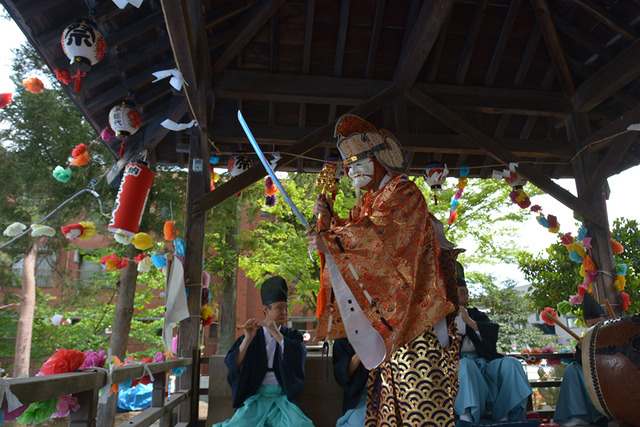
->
[542,311,581,340]
[237,318,290,329]
[604,299,615,319]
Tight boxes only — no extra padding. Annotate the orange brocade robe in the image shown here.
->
[316,175,455,364]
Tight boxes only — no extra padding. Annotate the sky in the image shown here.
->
[2,9,639,284]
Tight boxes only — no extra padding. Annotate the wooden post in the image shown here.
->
[153,372,171,427]
[565,112,620,316]
[178,126,209,425]
[69,388,98,427]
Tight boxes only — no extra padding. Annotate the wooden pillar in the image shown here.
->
[178,126,209,425]
[565,112,620,316]
[69,389,98,427]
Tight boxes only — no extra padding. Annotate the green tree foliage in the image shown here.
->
[517,218,639,318]
[467,276,556,352]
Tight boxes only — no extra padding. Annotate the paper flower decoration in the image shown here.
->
[202,287,211,305]
[174,238,186,257]
[621,292,630,311]
[16,398,58,424]
[137,255,154,272]
[202,271,210,288]
[613,274,626,291]
[521,348,542,365]
[151,254,167,269]
[3,222,26,236]
[53,165,72,182]
[0,92,12,108]
[569,294,583,305]
[61,223,84,240]
[80,349,106,369]
[52,395,80,418]
[201,305,214,326]
[78,221,96,240]
[114,230,134,245]
[100,254,129,271]
[101,126,115,141]
[164,221,177,241]
[70,143,90,166]
[40,349,87,375]
[3,404,29,422]
[132,232,153,250]
[611,239,624,255]
[22,77,44,94]
[31,224,55,237]
[541,307,558,325]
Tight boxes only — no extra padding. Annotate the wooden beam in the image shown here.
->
[394,0,454,89]
[192,86,400,216]
[404,86,606,226]
[485,0,522,86]
[567,0,638,41]
[210,0,286,75]
[573,38,640,113]
[456,0,488,84]
[213,70,572,116]
[582,104,640,152]
[366,0,386,79]
[551,12,614,63]
[580,132,637,202]
[530,0,575,96]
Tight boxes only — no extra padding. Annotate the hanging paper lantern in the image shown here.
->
[108,101,142,140]
[60,19,106,92]
[423,162,448,205]
[228,155,253,177]
[108,162,155,236]
[51,314,71,326]
[61,19,106,72]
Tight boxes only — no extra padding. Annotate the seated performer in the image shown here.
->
[333,338,369,427]
[213,275,314,427]
[553,292,609,427]
[454,262,533,425]
[307,114,460,425]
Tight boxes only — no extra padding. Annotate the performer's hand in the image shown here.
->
[460,306,479,332]
[307,232,328,254]
[314,194,334,230]
[242,318,259,342]
[261,319,284,345]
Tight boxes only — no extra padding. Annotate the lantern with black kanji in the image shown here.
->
[228,155,253,177]
[109,101,142,140]
[60,19,106,91]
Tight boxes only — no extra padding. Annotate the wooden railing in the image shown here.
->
[1,358,192,427]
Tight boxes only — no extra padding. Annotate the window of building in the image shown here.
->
[78,257,102,285]
[12,252,56,287]
[209,323,218,338]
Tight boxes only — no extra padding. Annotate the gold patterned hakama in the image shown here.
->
[366,324,460,426]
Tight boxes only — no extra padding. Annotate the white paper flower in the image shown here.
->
[31,224,55,237]
[3,222,26,236]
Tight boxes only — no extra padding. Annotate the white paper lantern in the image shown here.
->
[61,19,106,73]
[109,102,142,140]
[228,155,253,177]
[424,162,449,192]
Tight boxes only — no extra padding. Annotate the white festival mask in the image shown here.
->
[348,157,374,190]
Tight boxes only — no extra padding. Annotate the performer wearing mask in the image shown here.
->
[214,276,314,427]
[308,114,459,426]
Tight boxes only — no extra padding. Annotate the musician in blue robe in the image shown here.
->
[454,262,533,424]
[333,337,369,427]
[213,276,314,427]
[553,292,609,427]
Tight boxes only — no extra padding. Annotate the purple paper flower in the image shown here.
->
[81,349,106,369]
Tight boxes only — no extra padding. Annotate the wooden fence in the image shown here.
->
[1,358,192,427]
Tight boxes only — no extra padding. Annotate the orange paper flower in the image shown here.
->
[611,239,624,255]
[70,152,90,166]
[163,221,177,241]
[541,307,558,326]
[22,77,44,94]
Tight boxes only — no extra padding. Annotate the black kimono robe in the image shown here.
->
[224,326,307,408]
[332,337,369,413]
[461,306,503,361]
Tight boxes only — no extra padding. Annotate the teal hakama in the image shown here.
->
[553,362,608,425]
[212,384,314,427]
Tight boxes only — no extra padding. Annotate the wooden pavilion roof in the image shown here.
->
[3,0,640,222]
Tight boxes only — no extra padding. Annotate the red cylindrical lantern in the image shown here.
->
[108,162,155,236]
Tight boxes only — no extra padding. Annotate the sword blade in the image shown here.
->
[237,110,310,228]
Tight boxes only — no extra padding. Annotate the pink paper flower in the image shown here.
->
[81,349,106,369]
[569,294,583,305]
[52,395,80,418]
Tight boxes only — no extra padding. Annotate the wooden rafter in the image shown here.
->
[573,38,640,113]
[365,0,386,79]
[404,86,606,226]
[530,0,575,96]
[455,0,488,84]
[568,0,638,41]
[394,0,454,89]
[484,0,522,86]
[210,0,286,76]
